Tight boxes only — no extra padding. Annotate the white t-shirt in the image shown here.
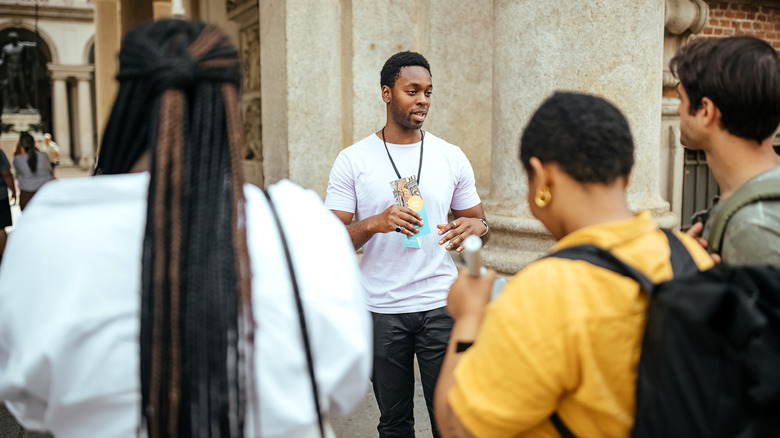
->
[13,151,52,192]
[324,132,481,313]
[0,174,371,438]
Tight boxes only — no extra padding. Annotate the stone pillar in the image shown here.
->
[76,75,96,168]
[50,73,73,166]
[94,0,122,152]
[258,0,345,194]
[153,0,173,18]
[483,1,670,274]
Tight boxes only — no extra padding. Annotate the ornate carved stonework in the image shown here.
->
[226,0,253,14]
[227,0,262,185]
[663,0,709,88]
[243,97,261,161]
[242,25,260,92]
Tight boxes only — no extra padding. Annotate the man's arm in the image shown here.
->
[331,205,423,251]
[434,268,496,438]
[1,169,15,204]
[437,203,489,252]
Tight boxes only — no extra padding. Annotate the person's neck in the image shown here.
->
[554,181,634,239]
[705,134,780,199]
[379,122,422,145]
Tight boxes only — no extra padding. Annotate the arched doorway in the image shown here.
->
[0,27,53,133]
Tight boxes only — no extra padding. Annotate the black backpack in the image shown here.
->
[547,229,780,438]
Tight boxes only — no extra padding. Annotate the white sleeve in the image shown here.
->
[245,181,371,436]
[450,148,481,211]
[323,151,357,214]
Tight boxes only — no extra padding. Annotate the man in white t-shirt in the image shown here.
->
[324,51,489,438]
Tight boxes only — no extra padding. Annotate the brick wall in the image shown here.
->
[702,1,780,50]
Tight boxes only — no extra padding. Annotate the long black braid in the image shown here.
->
[94,19,253,438]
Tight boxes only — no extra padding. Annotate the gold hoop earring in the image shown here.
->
[534,186,552,208]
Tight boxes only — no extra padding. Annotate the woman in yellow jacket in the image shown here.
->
[435,92,714,438]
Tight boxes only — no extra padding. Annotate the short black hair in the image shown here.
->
[519,92,634,184]
[670,36,780,143]
[380,51,431,88]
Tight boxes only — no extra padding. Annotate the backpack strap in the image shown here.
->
[661,228,699,277]
[262,189,326,438]
[547,242,655,292]
[708,174,780,255]
[544,228,697,438]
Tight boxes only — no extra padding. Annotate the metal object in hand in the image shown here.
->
[462,235,486,277]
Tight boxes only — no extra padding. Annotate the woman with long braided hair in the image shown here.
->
[0,19,370,438]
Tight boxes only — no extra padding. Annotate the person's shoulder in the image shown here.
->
[724,198,780,237]
[425,131,470,160]
[32,173,149,209]
[341,133,381,154]
[424,131,460,149]
[501,257,581,304]
[245,180,352,249]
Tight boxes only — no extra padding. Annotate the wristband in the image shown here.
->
[478,218,489,238]
[456,341,474,353]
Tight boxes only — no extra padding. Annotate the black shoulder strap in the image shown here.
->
[548,242,655,292]
[262,189,326,438]
[545,228,697,438]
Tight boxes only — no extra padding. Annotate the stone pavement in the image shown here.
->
[331,358,434,437]
[1,166,435,437]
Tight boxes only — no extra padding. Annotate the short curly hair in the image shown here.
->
[380,51,431,88]
[520,92,634,184]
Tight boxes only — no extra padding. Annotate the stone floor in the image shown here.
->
[2,166,436,437]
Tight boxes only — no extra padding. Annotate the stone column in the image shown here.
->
[49,72,73,166]
[76,74,96,168]
[483,1,670,274]
[259,0,345,194]
[94,0,122,151]
[153,0,173,18]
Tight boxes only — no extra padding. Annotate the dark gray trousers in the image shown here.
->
[371,307,453,438]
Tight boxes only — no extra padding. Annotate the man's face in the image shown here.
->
[676,83,703,150]
[386,66,432,132]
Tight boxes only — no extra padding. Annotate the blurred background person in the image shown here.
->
[0,19,370,438]
[434,92,714,437]
[41,133,60,172]
[12,131,52,210]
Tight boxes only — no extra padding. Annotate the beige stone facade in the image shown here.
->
[0,0,95,166]
[186,0,711,274]
[14,0,720,274]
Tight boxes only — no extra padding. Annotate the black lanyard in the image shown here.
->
[381,127,424,185]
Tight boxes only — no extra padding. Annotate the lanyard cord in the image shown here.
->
[381,127,424,185]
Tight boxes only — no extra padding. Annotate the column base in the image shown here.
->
[78,156,95,169]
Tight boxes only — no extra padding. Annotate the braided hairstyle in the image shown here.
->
[94,19,252,438]
[18,131,37,174]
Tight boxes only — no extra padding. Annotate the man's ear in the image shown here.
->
[699,97,721,127]
[382,85,392,104]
